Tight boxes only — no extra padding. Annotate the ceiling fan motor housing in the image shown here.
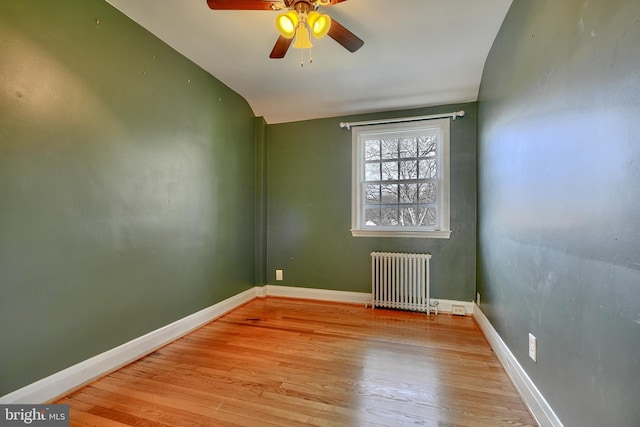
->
[292,1,313,13]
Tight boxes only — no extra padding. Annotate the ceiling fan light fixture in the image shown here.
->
[307,11,331,39]
[275,11,299,38]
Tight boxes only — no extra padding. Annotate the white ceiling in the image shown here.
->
[105,0,513,124]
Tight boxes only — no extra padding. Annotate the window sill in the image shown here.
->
[350,229,452,239]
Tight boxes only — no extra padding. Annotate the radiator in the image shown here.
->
[370,252,434,313]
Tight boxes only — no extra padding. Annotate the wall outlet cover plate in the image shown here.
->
[528,333,537,362]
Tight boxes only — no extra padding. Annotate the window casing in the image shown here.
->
[351,119,451,238]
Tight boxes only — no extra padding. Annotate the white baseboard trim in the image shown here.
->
[261,285,372,305]
[262,285,475,315]
[473,304,564,427]
[0,287,257,404]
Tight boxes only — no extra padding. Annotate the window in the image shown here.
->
[351,118,451,238]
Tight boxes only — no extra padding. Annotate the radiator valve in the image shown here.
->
[429,300,439,315]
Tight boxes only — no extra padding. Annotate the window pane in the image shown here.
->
[365,162,380,181]
[400,206,418,226]
[419,159,437,179]
[399,160,418,179]
[381,161,398,180]
[365,140,380,161]
[381,207,399,226]
[365,208,380,226]
[418,182,437,203]
[418,206,437,226]
[380,184,398,203]
[399,183,417,203]
[399,137,417,158]
[381,139,398,159]
[418,136,437,158]
[365,184,380,202]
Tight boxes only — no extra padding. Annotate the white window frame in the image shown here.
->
[350,118,451,239]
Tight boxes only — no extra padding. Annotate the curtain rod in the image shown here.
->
[339,110,465,130]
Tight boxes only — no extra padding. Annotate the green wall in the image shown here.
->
[0,0,256,395]
[477,0,640,425]
[266,103,477,301]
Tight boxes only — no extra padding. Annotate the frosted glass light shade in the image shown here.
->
[275,11,299,39]
[307,11,331,39]
[293,26,313,49]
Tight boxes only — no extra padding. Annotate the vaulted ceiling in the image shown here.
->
[105,0,513,123]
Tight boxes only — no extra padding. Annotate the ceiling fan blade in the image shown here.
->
[327,18,363,52]
[207,0,285,10]
[319,0,348,6]
[269,36,294,58]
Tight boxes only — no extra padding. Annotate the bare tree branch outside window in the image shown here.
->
[363,135,439,228]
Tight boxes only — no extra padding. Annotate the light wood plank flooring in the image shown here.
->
[57,298,537,426]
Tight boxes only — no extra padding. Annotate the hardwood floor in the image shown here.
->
[57,298,538,426]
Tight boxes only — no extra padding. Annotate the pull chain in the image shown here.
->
[300,47,313,67]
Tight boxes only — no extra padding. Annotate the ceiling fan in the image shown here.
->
[206,0,364,60]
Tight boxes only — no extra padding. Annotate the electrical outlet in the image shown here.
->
[528,333,537,362]
[275,269,283,281]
